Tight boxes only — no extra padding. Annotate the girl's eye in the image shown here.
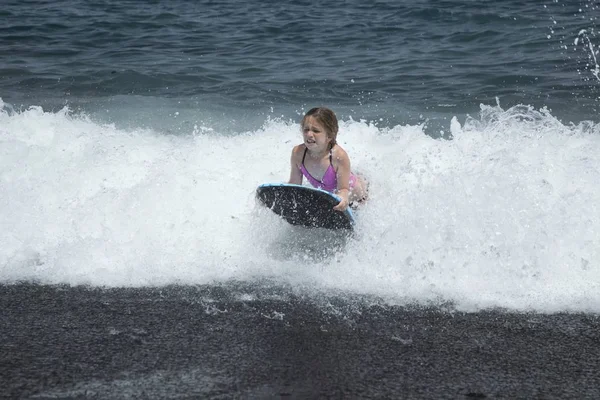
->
[303,126,321,133]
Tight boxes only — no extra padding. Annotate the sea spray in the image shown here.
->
[1,102,599,312]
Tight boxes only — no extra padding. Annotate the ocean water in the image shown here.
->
[2,0,600,313]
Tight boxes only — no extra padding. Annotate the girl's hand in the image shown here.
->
[333,194,349,212]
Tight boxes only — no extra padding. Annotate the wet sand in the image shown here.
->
[1,283,599,399]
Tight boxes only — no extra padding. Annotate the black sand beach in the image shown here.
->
[1,283,599,399]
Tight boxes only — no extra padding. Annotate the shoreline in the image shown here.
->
[1,283,599,399]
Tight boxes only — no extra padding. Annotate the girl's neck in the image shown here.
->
[306,143,333,159]
[306,147,329,159]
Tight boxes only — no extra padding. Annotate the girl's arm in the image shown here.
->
[288,145,303,184]
[333,148,351,211]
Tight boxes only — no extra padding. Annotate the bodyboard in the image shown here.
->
[256,183,355,230]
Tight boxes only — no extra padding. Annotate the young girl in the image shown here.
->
[288,107,368,211]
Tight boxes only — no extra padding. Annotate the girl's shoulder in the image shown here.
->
[292,143,306,152]
[331,144,350,162]
[291,143,306,162]
[292,143,306,154]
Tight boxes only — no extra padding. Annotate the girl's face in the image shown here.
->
[302,116,331,152]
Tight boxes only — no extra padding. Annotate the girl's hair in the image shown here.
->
[301,107,338,150]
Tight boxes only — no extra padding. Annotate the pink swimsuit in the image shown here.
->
[299,148,356,193]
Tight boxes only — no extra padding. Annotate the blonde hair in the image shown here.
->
[301,107,338,151]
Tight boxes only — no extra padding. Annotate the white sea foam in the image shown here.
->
[1,100,599,313]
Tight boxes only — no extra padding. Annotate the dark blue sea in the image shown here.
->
[1,1,600,398]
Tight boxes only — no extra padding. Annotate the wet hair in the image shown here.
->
[301,107,338,150]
